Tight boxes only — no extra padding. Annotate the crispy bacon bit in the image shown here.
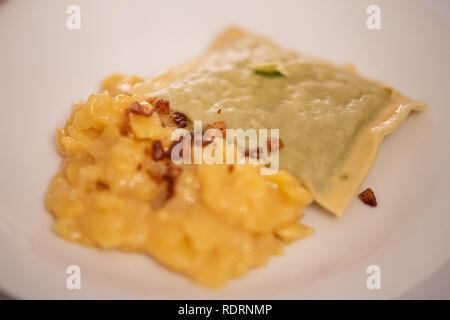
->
[358,188,377,207]
[163,165,183,199]
[129,101,153,117]
[155,99,170,114]
[147,171,162,183]
[149,164,183,210]
[267,138,284,152]
[147,163,165,183]
[164,163,183,179]
[146,97,156,105]
[217,109,222,114]
[120,108,132,135]
[228,165,234,173]
[96,181,109,190]
[152,140,165,161]
[171,111,188,128]
[207,121,226,138]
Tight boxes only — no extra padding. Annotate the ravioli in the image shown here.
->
[131,27,426,215]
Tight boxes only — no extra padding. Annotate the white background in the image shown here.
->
[0,0,449,299]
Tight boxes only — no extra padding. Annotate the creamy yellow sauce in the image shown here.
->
[46,78,313,288]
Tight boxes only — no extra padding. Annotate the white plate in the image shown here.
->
[0,0,449,299]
